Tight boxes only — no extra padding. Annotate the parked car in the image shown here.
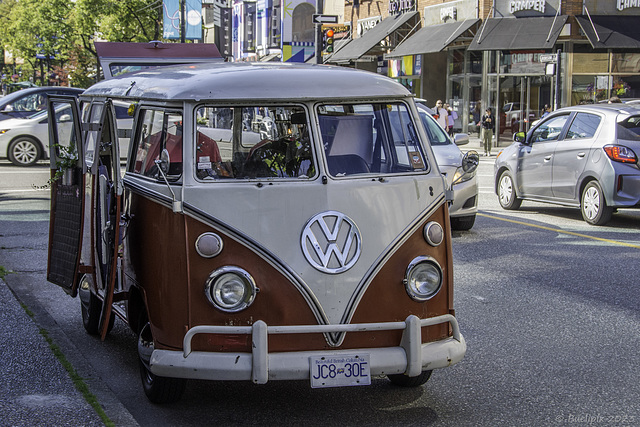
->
[494,104,640,225]
[0,86,84,122]
[0,101,131,166]
[416,103,479,230]
[501,102,536,134]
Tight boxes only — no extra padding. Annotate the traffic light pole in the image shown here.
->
[315,0,324,64]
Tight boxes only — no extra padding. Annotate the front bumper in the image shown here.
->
[150,314,466,383]
[449,177,478,218]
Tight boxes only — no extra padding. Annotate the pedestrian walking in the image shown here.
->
[434,100,448,130]
[445,103,457,136]
[480,108,495,156]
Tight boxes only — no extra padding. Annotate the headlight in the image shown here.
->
[451,166,475,186]
[204,266,257,312]
[0,129,10,135]
[404,256,443,301]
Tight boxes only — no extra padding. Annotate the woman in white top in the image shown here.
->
[434,100,448,130]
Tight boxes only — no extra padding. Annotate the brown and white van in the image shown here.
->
[46,62,467,403]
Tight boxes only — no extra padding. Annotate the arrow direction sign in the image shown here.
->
[313,14,338,24]
[539,54,557,63]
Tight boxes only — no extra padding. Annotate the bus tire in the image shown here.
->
[138,312,186,403]
[387,370,432,387]
[79,275,114,336]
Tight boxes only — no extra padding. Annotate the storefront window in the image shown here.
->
[573,53,609,74]
[571,54,640,105]
[609,76,639,99]
[611,53,640,73]
[501,52,545,74]
[450,50,465,75]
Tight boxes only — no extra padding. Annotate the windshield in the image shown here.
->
[317,102,429,177]
[194,105,314,180]
[416,106,451,146]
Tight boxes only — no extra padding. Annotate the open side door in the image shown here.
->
[84,99,123,339]
[47,96,85,296]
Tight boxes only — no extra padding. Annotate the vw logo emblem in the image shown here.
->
[301,211,362,274]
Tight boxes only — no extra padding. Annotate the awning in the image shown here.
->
[329,12,418,63]
[467,16,568,51]
[575,15,640,49]
[386,19,480,58]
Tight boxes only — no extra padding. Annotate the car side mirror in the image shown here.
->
[453,133,469,146]
[513,131,526,143]
[59,114,72,123]
[461,150,479,174]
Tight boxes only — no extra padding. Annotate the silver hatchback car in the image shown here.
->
[494,104,640,225]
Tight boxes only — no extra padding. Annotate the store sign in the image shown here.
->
[389,0,416,15]
[508,0,545,14]
[440,6,457,22]
[357,16,382,37]
[617,0,640,11]
[495,0,557,17]
[424,0,476,26]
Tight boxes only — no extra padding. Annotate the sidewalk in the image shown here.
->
[0,276,138,426]
[465,132,511,157]
[0,278,105,426]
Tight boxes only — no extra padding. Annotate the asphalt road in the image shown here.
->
[0,149,639,426]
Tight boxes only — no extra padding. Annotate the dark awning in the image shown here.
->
[329,12,418,63]
[467,16,568,51]
[385,19,480,58]
[576,15,640,49]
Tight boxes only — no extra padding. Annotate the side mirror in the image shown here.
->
[154,149,182,213]
[453,133,469,146]
[59,114,72,123]
[461,150,479,174]
[158,148,170,175]
[513,131,526,143]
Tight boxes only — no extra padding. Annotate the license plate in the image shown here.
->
[310,354,371,388]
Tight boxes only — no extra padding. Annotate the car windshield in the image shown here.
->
[318,102,429,177]
[416,106,451,146]
[193,105,314,180]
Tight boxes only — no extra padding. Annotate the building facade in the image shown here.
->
[203,0,640,140]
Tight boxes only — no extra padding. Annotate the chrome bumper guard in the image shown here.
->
[150,314,466,383]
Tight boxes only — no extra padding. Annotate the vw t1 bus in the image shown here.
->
[46,62,468,403]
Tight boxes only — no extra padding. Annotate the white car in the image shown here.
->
[0,103,132,166]
[416,103,479,230]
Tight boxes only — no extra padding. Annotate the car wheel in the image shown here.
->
[451,214,476,231]
[387,370,432,387]
[79,275,114,336]
[498,171,522,210]
[8,137,42,166]
[138,312,186,403]
[581,181,613,226]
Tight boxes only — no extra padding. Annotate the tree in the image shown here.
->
[0,0,161,86]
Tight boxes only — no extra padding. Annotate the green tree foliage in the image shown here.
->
[0,0,161,87]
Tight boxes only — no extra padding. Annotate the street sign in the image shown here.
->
[539,54,557,63]
[313,14,338,24]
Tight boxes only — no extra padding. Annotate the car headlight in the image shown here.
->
[404,256,443,301]
[451,166,475,186]
[0,129,10,135]
[204,266,258,312]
